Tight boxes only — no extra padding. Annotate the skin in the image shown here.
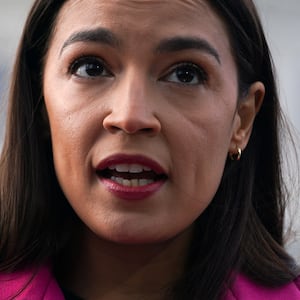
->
[43,0,264,298]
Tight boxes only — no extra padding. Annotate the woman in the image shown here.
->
[0,0,299,299]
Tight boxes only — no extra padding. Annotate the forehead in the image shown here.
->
[53,0,230,48]
[59,0,212,21]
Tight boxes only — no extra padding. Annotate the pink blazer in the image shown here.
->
[223,273,300,300]
[1,264,300,299]
[0,265,64,300]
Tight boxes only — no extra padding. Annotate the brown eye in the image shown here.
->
[162,63,207,85]
[70,57,112,78]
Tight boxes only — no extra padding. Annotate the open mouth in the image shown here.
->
[96,163,167,187]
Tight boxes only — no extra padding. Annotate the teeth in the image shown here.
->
[115,177,123,184]
[115,164,130,172]
[130,164,144,173]
[131,179,139,187]
[123,179,131,187]
[139,179,149,186]
[109,164,152,173]
[110,176,154,187]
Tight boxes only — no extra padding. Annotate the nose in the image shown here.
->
[103,73,161,135]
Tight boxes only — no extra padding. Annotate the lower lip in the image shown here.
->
[99,178,165,201]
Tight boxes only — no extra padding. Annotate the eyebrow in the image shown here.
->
[156,37,221,64]
[60,28,221,64]
[60,28,120,55]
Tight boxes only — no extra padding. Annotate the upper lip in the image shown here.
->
[96,154,167,176]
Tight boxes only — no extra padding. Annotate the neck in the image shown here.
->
[57,224,193,300]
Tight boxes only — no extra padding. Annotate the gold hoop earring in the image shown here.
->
[229,147,242,161]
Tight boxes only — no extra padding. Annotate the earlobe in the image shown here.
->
[229,81,265,154]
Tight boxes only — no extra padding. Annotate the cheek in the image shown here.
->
[50,117,83,187]
[44,95,93,190]
[168,108,235,205]
[44,81,98,163]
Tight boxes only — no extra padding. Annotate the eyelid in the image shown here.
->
[161,62,208,85]
[68,55,112,78]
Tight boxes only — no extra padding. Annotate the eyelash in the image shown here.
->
[69,56,112,78]
[68,56,208,86]
[161,62,208,86]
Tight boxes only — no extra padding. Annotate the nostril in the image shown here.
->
[104,121,160,135]
[110,125,122,133]
[102,109,161,135]
[141,128,155,133]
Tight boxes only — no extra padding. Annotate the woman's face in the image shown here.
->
[43,0,256,244]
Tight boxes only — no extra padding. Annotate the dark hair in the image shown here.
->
[0,0,298,299]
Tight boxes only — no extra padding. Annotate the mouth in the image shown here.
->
[97,163,167,187]
[96,153,168,187]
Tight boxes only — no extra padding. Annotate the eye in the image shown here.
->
[162,63,207,85]
[69,56,112,79]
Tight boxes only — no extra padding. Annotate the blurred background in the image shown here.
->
[0,1,299,260]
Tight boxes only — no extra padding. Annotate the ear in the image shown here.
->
[229,82,265,154]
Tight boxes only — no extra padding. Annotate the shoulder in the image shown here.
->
[0,264,64,300]
[223,273,300,300]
